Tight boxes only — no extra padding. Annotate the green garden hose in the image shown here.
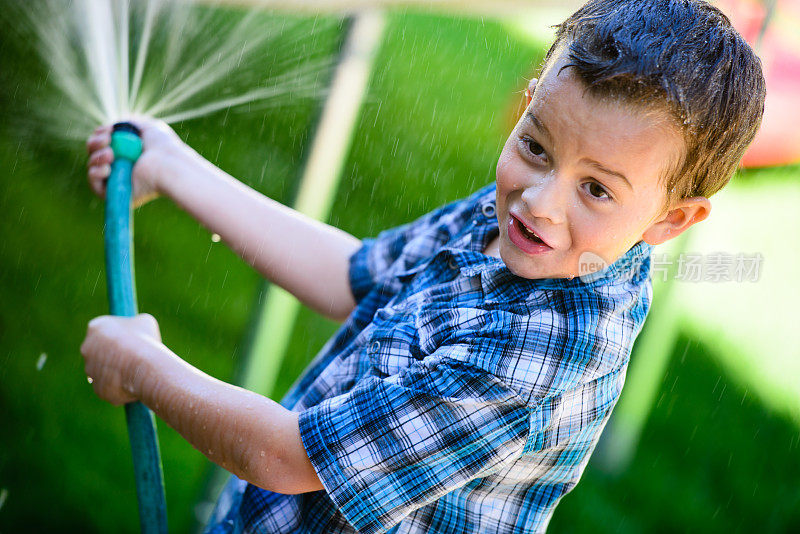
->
[105,121,168,533]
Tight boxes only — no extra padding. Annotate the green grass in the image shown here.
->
[1,7,798,533]
[549,334,800,533]
[671,167,800,424]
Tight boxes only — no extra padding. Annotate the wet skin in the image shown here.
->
[488,45,710,279]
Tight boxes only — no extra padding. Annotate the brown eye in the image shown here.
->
[521,136,546,161]
[585,181,610,200]
[527,139,545,156]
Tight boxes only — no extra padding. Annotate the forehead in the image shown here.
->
[531,49,684,190]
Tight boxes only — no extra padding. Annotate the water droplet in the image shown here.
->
[259,450,265,457]
[36,353,47,371]
[211,233,221,243]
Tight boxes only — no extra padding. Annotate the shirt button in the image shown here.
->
[369,341,381,353]
[481,203,496,218]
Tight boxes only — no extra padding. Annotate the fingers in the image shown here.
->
[82,315,110,354]
[88,146,113,168]
[137,312,157,324]
[134,313,162,342]
[86,126,112,154]
[90,381,135,406]
[87,315,109,330]
[88,164,111,198]
[136,312,158,329]
[81,315,138,406]
[87,126,114,198]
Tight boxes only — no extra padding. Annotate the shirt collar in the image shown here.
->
[447,184,653,303]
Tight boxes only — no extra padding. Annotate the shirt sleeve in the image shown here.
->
[298,354,530,534]
[348,185,493,303]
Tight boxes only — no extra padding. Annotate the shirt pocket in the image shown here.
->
[413,302,484,358]
[364,313,423,377]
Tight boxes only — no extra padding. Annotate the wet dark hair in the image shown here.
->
[543,0,766,203]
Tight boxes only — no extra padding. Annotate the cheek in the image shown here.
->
[569,211,626,255]
[496,151,528,193]
[496,148,515,181]
[577,209,654,261]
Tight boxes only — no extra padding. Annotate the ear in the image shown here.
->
[641,196,711,245]
[524,78,538,107]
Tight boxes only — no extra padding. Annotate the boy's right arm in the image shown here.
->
[87,119,361,323]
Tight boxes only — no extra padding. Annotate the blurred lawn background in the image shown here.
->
[1,3,799,533]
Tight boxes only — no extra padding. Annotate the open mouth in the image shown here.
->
[514,216,545,245]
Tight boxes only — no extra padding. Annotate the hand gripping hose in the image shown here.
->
[105,121,168,533]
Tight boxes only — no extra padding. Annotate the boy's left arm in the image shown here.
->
[79,313,323,495]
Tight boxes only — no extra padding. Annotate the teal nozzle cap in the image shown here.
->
[111,122,143,162]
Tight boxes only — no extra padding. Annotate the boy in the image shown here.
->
[81,0,765,532]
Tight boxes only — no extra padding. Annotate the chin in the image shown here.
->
[499,245,551,280]
[502,257,546,280]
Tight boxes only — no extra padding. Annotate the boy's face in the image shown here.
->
[494,47,689,280]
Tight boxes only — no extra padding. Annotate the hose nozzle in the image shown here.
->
[111,121,143,162]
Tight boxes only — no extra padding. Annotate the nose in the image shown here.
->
[520,171,567,225]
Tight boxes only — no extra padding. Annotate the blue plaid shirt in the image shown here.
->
[206,182,653,533]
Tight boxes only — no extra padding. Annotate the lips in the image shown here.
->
[507,213,553,255]
[509,213,553,248]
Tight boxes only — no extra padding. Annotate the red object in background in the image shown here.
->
[717,0,800,168]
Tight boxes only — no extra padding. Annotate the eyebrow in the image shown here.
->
[581,159,632,190]
[525,111,632,190]
[525,111,552,143]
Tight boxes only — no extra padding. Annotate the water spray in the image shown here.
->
[105,121,168,534]
[19,0,344,528]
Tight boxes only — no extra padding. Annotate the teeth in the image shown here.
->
[518,219,541,241]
